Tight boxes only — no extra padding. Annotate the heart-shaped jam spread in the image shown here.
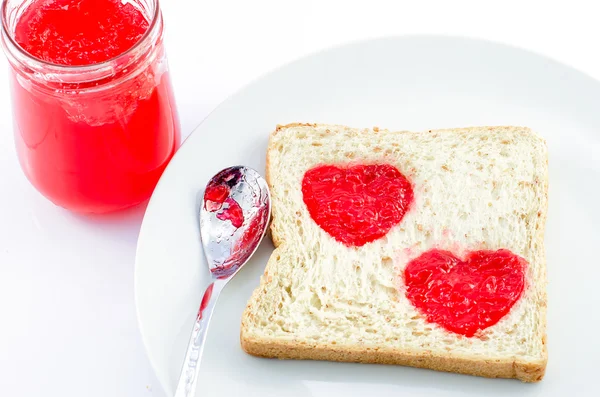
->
[404,249,526,337]
[302,164,414,247]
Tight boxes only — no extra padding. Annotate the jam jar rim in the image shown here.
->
[0,0,164,89]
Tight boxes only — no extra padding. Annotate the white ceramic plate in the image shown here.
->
[135,36,600,396]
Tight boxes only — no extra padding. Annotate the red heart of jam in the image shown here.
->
[302,164,414,247]
[404,249,526,337]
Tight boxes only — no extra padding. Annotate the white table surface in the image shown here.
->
[1,1,598,396]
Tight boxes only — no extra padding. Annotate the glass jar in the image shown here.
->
[1,0,181,213]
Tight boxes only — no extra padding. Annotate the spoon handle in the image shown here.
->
[174,278,226,397]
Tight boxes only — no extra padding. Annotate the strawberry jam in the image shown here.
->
[204,185,229,204]
[404,249,526,337]
[302,164,413,247]
[14,0,148,66]
[204,176,245,228]
[216,198,244,228]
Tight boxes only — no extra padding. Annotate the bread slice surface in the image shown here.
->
[241,123,548,382]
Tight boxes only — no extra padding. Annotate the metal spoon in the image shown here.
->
[174,166,271,397]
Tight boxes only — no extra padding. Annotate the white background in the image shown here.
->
[0,0,598,396]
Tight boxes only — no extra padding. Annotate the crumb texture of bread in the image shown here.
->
[242,124,548,382]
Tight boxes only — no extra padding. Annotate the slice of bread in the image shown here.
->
[241,123,548,382]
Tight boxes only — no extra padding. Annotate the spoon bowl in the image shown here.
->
[200,166,271,278]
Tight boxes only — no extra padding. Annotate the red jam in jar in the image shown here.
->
[1,0,180,213]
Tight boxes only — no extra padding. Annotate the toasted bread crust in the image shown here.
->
[240,333,546,382]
